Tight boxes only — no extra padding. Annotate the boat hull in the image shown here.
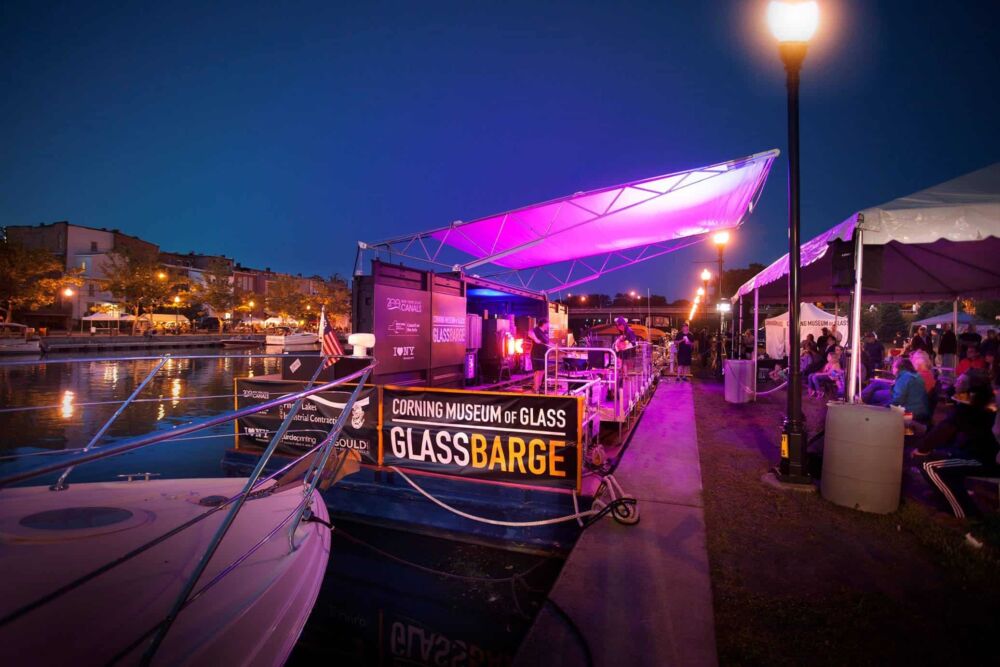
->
[0,478,330,666]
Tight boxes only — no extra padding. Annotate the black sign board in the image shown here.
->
[430,291,467,367]
[381,386,582,492]
[373,283,431,376]
[235,378,379,464]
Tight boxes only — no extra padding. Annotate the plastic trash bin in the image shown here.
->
[724,359,754,404]
[821,403,904,513]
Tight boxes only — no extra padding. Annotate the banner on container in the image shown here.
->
[235,378,379,464]
[381,386,582,492]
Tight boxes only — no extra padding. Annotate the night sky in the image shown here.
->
[3,1,998,299]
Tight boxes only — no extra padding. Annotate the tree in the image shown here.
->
[265,274,307,320]
[101,248,177,333]
[199,259,234,333]
[0,240,83,323]
[310,274,351,326]
[875,303,907,343]
[974,299,1000,324]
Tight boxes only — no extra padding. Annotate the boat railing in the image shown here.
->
[544,343,658,424]
[0,351,376,664]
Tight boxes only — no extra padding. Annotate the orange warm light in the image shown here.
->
[505,336,524,356]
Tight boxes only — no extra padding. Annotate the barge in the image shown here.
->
[224,151,778,552]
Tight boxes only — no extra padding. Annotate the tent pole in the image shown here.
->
[738,295,743,359]
[753,288,759,400]
[847,226,864,402]
[953,298,959,334]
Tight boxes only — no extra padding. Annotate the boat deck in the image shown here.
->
[514,379,717,667]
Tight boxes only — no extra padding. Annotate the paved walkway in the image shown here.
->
[515,380,717,667]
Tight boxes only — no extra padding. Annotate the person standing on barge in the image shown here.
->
[675,322,694,381]
[529,318,550,394]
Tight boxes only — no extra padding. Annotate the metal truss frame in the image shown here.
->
[356,150,777,295]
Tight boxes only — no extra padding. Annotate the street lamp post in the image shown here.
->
[713,231,729,373]
[173,295,181,334]
[768,0,819,482]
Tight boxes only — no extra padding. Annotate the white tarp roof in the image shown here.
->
[764,303,848,359]
[140,313,190,324]
[735,162,1000,303]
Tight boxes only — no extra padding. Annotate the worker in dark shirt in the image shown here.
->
[958,324,982,360]
[938,323,958,372]
[862,331,884,378]
[528,318,550,394]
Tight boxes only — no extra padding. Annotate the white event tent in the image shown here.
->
[764,303,848,359]
[734,161,1000,400]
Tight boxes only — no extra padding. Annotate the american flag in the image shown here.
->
[319,306,343,367]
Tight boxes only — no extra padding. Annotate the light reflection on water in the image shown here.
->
[0,350,282,484]
[60,390,75,420]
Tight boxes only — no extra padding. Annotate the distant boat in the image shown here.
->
[265,332,319,351]
[0,323,41,356]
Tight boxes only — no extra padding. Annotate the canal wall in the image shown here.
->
[39,334,264,353]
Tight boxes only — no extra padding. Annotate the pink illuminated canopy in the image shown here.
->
[362,150,778,293]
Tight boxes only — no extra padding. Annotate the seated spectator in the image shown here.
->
[890,358,931,422]
[909,350,936,394]
[862,357,929,420]
[956,344,986,377]
[807,349,844,398]
[985,350,998,385]
[913,374,999,518]
[981,329,998,358]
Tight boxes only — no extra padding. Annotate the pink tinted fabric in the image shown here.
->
[431,151,778,270]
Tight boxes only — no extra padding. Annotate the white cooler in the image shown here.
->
[724,359,754,404]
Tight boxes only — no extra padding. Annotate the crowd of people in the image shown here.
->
[854,324,999,519]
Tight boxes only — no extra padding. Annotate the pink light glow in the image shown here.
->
[430,151,777,270]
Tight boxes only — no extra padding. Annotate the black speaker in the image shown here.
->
[831,239,855,289]
[830,238,883,291]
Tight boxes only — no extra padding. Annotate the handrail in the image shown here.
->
[141,363,372,662]
[544,345,619,417]
[51,356,168,491]
[0,362,375,488]
[0,350,377,665]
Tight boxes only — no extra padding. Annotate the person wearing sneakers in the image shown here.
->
[674,322,694,381]
[913,374,999,519]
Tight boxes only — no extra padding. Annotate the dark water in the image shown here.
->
[0,351,561,665]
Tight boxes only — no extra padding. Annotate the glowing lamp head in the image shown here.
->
[62,287,74,297]
[712,230,730,246]
[696,287,705,297]
[173,296,181,304]
[767,1,819,43]
[157,272,167,280]
[248,300,255,308]
[701,269,712,282]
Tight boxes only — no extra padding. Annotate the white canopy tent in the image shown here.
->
[733,162,1000,400]
[764,303,849,359]
[139,313,190,326]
